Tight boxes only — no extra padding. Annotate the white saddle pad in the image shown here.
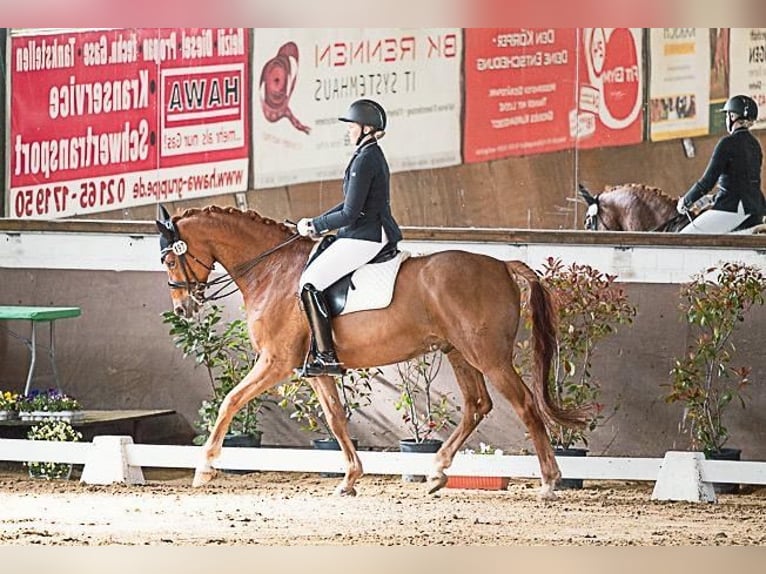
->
[340,251,410,316]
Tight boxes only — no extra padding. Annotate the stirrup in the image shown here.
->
[295,353,346,378]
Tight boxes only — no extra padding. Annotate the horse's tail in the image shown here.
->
[505,261,590,431]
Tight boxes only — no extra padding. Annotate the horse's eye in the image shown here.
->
[166,258,177,270]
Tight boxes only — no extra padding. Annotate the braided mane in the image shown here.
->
[175,205,293,233]
[604,183,674,204]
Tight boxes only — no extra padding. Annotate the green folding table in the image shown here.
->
[0,306,82,395]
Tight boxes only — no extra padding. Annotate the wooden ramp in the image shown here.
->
[0,409,175,441]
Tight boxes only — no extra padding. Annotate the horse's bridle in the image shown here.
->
[584,201,612,231]
[159,220,301,304]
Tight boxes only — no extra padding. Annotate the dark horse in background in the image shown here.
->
[578,183,690,231]
[578,182,766,233]
[156,205,589,499]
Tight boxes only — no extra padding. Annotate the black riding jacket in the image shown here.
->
[311,139,402,244]
[683,126,766,226]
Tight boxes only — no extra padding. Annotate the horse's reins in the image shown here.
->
[589,197,693,232]
[650,211,693,232]
[163,230,301,303]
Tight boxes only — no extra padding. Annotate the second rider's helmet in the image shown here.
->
[720,94,758,122]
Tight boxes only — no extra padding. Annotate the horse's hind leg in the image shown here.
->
[308,376,363,496]
[484,364,561,500]
[426,349,494,494]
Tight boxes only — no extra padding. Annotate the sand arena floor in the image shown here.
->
[1,464,765,546]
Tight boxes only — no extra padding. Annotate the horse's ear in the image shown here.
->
[156,219,174,240]
[155,204,177,241]
[157,204,172,222]
[578,183,597,205]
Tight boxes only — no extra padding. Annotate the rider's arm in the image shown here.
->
[682,138,730,207]
[312,153,375,233]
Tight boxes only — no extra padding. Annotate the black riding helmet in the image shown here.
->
[339,99,387,131]
[720,94,758,121]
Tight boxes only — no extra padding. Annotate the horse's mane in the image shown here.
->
[604,183,675,205]
[174,205,294,234]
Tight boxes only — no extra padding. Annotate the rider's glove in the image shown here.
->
[297,218,315,237]
[676,196,689,215]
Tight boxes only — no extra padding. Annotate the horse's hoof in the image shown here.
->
[334,485,357,497]
[427,474,448,494]
[538,484,558,500]
[192,467,217,487]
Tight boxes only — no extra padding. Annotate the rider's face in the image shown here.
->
[347,122,363,142]
[726,112,740,134]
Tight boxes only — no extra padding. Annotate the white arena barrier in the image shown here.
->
[1,436,765,503]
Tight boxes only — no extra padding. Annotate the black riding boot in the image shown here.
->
[296,284,345,377]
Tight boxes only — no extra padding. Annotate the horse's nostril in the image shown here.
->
[174,306,185,317]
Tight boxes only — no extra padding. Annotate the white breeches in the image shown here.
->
[680,202,750,234]
[299,228,389,291]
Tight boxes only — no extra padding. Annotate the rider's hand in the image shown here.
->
[297,218,315,237]
[676,196,689,215]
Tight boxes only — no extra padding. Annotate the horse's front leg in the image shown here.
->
[193,355,291,487]
[308,376,363,496]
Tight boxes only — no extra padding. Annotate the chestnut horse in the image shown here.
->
[578,183,690,232]
[156,205,588,499]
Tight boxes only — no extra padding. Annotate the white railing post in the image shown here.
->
[651,451,716,503]
[80,435,145,485]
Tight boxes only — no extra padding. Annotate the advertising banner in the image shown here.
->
[649,28,710,141]
[729,28,766,131]
[8,28,249,219]
[463,28,642,163]
[251,28,461,188]
[575,28,643,150]
[708,28,730,134]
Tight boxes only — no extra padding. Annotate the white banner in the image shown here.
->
[729,28,766,131]
[251,28,462,189]
[649,28,710,141]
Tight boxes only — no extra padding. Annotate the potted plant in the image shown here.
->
[0,390,20,420]
[163,304,271,447]
[25,419,83,480]
[17,389,83,422]
[517,258,636,487]
[277,368,376,477]
[665,261,766,493]
[393,350,457,482]
[446,442,510,490]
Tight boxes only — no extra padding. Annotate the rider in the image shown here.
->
[295,99,403,377]
[677,94,766,233]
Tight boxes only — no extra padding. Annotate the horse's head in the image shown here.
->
[156,205,215,317]
[578,183,601,230]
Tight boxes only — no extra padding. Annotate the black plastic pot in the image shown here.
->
[554,446,587,489]
[706,447,741,495]
[222,432,263,475]
[398,438,443,483]
[312,437,359,478]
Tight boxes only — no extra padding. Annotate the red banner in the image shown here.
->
[463,28,643,163]
[575,28,643,149]
[9,28,249,219]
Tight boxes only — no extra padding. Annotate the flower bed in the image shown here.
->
[26,419,83,480]
[17,389,82,421]
[0,390,20,420]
